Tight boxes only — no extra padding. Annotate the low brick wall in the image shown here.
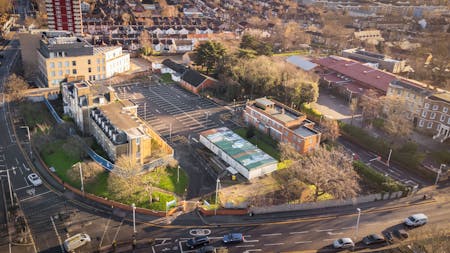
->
[198,207,248,216]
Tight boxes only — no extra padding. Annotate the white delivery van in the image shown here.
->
[404,213,428,227]
[63,233,91,252]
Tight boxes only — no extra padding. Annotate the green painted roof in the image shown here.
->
[201,127,277,171]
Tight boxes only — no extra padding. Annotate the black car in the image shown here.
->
[197,246,216,253]
[362,234,386,245]
[186,236,210,249]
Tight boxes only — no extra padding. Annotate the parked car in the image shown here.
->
[333,238,354,249]
[197,246,216,253]
[393,229,409,239]
[362,234,386,245]
[383,231,394,244]
[222,233,243,244]
[63,233,91,252]
[186,236,209,249]
[404,213,428,227]
[27,173,42,186]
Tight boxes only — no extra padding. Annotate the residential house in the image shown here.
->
[418,93,450,143]
[243,97,321,154]
[175,40,194,52]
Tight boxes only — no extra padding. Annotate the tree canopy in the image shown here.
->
[193,41,227,75]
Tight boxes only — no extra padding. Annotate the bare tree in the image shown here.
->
[4,73,29,101]
[381,96,413,138]
[320,118,340,143]
[359,89,382,128]
[67,161,104,184]
[281,143,360,201]
[107,155,143,199]
[138,30,153,56]
[349,98,358,126]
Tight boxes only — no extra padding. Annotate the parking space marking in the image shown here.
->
[50,216,64,252]
[15,185,33,191]
[295,241,313,244]
[261,233,282,237]
[21,190,51,201]
[264,243,284,246]
[236,244,255,248]
[112,218,124,243]
[289,231,309,235]
[99,216,112,247]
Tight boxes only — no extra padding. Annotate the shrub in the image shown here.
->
[353,161,405,192]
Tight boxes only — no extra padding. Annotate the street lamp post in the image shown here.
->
[214,178,220,216]
[435,164,446,185]
[355,208,361,241]
[177,165,180,183]
[386,148,393,166]
[6,169,14,206]
[132,203,136,233]
[79,163,84,194]
[20,126,32,159]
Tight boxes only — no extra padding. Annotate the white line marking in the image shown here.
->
[236,245,255,248]
[341,226,355,230]
[261,233,282,237]
[264,243,284,246]
[113,218,124,243]
[23,177,30,186]
[155,238,171,240]
[323,238,336,241]
[50,216,64,252]
[289,231,309,235]
[244,239,259,243]
[15,185,33,191]
[316,229,334,232]
[295,241,313,244]
[152,246,156,253]
[99,216,112,247]
[21,190,51,201]
[178,240,184,253]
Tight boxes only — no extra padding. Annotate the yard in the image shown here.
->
[233,127,280,160]
[159,73,174,84]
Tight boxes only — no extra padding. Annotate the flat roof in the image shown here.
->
[286,55,318,71]
[255,97,275,107]
[200,127,277,171]
[293,126,318,137]
[99,101,142,135]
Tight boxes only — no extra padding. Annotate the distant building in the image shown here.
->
[353,30,384,43]
[37,32,130,88]
[243,97,321,154]
[45,0,83,35]
[62,80,172,164]
[200,127,278,180]
[285,55,318,71]
[342,48,407,73]
[418,93,450,143]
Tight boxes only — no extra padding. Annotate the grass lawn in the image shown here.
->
[143,167,188,196]
[160,73,174,84]
[234,128,280,160]
[42,141,80,184]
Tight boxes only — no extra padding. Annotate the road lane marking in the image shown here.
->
[341,226,355,230]
[21,190,51,201]
[15,185,33,191]
[289,231,309,234]
[316,229,334,232]
[99,216,112,247]
[112,218,124,243]
[323,238,336,241]
[295,241,313,244]
[236,245,255,248]
[244,239,259,243]
[262,233,282,236]
[50,216,64,252]
[264,243,284,246]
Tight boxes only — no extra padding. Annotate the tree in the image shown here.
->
[0,0,12,13]
[138,30,153,56]
[107,155,143,200]
[193,41,227,74]
[381,96,413,138]
[62,136,87,160]
[349,98,358,126]
[67,161,104,184]
[4,73,29,101]
[320,118,340,143]
[280,144,360,201]
[239,34,273,56]
[359,89,382,128]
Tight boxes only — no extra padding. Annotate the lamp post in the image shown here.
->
[214,178,220,216]
[177,165,180,183]
[132,203,136,233]
[20,126,32,159]
[386,148,393,166]
[435,164,446,185]
[355,208,361,241]
[79,163,84,194]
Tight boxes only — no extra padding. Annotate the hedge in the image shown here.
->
[353,161,405,192]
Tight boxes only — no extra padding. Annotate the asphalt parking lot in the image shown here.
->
[114,82,239,197]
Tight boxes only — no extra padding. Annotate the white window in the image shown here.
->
[58,70,63,76]
[57,62,62,68]
[424,103,430,109]
[421,111,427,117]
[65,69,70,75]
[432,105,439,110]
[440,115,445,122]
[51,71,55,77]
[444,107,448,113]
[427,122,433,128]
[430,112,436,119]
[50,62,55,68]
[65,61,69,67]
[419,119,424,127]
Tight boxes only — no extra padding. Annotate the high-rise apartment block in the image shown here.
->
[45,0,83,35]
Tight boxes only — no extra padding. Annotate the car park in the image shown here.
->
[186,236,209,249]
[27,173,42,186]
[333,238,354,249]
[404,213,428,227]
[362,234,386,245]
[393,229,409,239]
[63,233,91,252]
[222,233,244,244]
[197,246,216,253]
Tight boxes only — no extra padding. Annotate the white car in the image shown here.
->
[333,238,354,249]
[404,213,428,227]
[27,173,42,186]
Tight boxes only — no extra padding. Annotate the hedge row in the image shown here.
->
[353,161,405,192]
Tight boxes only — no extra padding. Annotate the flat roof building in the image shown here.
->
[200,127,278,180]
[342,48,407,74]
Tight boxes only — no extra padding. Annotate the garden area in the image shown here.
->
[233,127,280,160]
[159,73,174,84]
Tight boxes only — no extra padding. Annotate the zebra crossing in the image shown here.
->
[114,83,229,142]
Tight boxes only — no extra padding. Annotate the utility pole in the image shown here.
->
[214,178,220,216]
[21,126,32,159]
[177,165,180,183]
[386,148,393,166]
[79,163,84,194]
[132,203,136,233]
[435,164,446,185]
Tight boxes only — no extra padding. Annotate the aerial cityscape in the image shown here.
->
[0,0,449,252]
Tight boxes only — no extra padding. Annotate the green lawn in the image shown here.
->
[143,167,188,196]
[160,73,174,84]
[234,128,280,160]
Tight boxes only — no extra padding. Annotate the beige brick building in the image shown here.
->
[418,93,450,143]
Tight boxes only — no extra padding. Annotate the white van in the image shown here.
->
[404,213,428,227]
[63,233,91,252]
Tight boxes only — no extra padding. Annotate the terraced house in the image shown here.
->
[418,93,450,143]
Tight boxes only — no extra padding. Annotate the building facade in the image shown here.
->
[45,0,83,35]
[243,98,321,154]
[418,93,450,143]
[37,32,130,88]
[342,48,407,73]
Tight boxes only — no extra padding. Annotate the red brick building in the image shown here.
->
[243,97,321,154]
[179,69,216,94]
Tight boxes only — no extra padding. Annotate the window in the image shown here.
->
[430,112,436,119]
[427,122,433,128]
[65,69,70,75]
[51,71,55,77]
[65,61,69,67]
[57,62,62,68]
[88,67,92,73]
[397,89,402,95]
[419,119,424,127]
[88,59,91,65]
[424,103,430,109]
[444,107,448,113]
[58,70,63,76]
[440,115,445,122]
[72,69,77,74]
[50,62,55,68]
[97,66,100,72]
[72,61,76,66]
[432,105,439,110]
[421,111,427,117]
[97,59,100,64]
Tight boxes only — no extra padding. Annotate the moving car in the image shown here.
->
[197,246,216,253]
[362,234,386,245]
[404,213,428,227]
[186,236,209,249]
[63,233,91,252]
[333,238,354,249]
[222,233,243,244]
[27,173,42,186]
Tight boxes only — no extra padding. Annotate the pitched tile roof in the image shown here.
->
[314,56,397,93]
[181,69,207,87]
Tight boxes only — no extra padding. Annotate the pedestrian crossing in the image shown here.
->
[114,83,228,143]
